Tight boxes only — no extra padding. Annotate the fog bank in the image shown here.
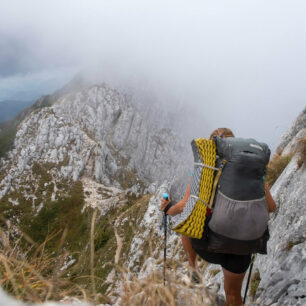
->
[1,0,306,151]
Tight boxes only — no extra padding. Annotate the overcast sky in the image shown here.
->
[0,0,305,151]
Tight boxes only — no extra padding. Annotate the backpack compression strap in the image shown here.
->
[190,157,227,210]
[208,159,227,209]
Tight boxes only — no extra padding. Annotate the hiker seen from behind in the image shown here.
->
[161,128,276,306]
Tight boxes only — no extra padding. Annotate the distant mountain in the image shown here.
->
[0,74,90,158]
[0,100,34,123]
[0,82,190,198]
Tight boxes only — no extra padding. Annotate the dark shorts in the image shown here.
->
[191,239,252,274]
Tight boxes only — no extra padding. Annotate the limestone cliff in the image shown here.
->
[0,83,190,204]
[253,107,305,305]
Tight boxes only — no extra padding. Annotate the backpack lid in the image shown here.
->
[214,136,271,165]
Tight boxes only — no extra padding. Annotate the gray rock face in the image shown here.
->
[0,83,191,200]
[254,158,305,305]
[0,287,23,306]
[252,108,306,305]
[276,106,306,154]
[54,85,190,187]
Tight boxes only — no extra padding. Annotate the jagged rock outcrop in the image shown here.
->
[276,107,306,155]
[0,83,191,203]
[252,108,305,306]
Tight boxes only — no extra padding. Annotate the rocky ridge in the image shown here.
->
[0,83,190,204]
[0,82,192,304]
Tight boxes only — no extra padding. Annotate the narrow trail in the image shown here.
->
[113,209,127,265]
[114,226,123,264]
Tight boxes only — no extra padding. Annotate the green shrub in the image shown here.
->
[0,125,17,158]
[94,216,114,251]
[32,162,52,182]
[0,192,32,223]
[250,270,261,299]
[21,181,88,251]
[209,269,220,277]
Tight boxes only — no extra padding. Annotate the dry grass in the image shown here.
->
[209,269,220,277]
[267,137,306,187]
[90,209,98,297]
[0,194,154,305]
[284,239,304,251]
[0,223,219,306]
[0,217,100,304]
[266,154,292,187]
[296,138,306,169]
[120,270,218,306]
[0,231,82,303]
[297,138,306,157]
[0,198,219,306]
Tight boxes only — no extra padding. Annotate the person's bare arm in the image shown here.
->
[160,184,191,216]
[264,183,276,212]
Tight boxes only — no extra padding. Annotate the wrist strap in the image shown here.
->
[164,202,173,215]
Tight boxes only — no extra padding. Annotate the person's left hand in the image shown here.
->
[160,197,171,211]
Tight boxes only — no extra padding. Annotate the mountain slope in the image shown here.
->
[0,83,190,199]
[0,81,191,301]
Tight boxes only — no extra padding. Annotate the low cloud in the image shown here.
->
[0,67,78,101]
[0,0,305,151]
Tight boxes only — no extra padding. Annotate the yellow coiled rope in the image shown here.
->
[173,138,216,239]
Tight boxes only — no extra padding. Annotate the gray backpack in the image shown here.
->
[207,136,271,255]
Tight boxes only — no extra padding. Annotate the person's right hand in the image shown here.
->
[160,197,171,212]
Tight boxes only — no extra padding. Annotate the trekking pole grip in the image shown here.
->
[163,193,169,201]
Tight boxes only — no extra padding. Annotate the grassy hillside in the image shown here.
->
[0,174,151,304]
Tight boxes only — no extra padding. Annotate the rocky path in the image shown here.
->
[113,210,127,265]
[114,226,123,264]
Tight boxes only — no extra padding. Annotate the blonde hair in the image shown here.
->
[209,128,235,140]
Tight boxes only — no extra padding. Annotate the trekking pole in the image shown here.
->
[243,254,256,304]
[163,193,169,286]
